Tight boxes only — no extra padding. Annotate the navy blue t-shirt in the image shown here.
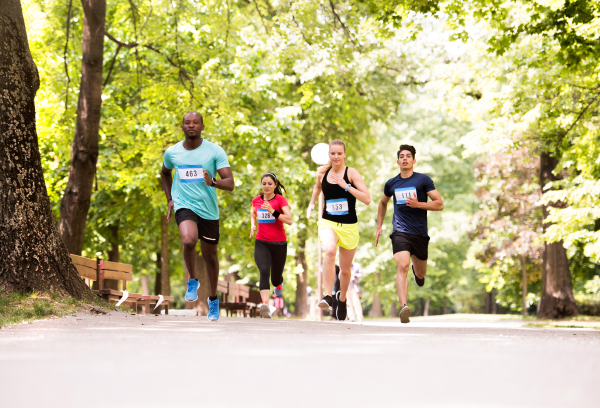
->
[383,172,436,238]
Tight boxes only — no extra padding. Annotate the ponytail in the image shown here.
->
[260,173,286,197]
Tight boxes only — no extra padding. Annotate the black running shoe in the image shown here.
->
[400,305,411,324]
[412,264,425,287]
[318,295,333,311]
[335,291,347,321]
[331,293,338,320]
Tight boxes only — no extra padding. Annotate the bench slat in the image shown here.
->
[217,280,228,293]
[70,254,96,269]
[102,270,133,282]
[97,289,143,299]
[100,260,133,273]
[74,264,96,280]
[140,295,174,301]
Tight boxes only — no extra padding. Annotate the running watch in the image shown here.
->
[344,183,352,192]
[211,177,217,186]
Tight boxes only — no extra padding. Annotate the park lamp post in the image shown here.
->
[310,143,329,322]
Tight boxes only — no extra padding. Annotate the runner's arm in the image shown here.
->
[375,194,392,246]
[346,168,371,205]
[160,165,173,202]
[407,189,444,211]
[207,167,235,191]
[278,206,293,226]
[250,206,257,238]
[307,172,323,219]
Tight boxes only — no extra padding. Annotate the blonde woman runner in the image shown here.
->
[307,140,371,320]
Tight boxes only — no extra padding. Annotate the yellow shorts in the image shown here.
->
[318,219,360,250]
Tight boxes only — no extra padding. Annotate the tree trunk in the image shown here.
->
[423,298,430,317]
[141,275,149,296]
[0,0,91,298]
[370,293,383,318]
[294,231,309,318]
[521,255,528,316]
[103,223,119,290]
[485,291,491,314]
[154,251,161,295]
[492,289,497,314]
[160,215,170,296]
[538,152,578,319]
[58,0,105,255]
[185,252,209,315]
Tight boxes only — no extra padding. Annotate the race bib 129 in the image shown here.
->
[257,209,276,223]
[326,198,349,215]
[395,187,417,205]
[178,165,205,183]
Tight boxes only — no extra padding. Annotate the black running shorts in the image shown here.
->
[175,208,220,245]
[390,231,429,260]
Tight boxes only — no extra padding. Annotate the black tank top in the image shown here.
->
[321,167,357,224]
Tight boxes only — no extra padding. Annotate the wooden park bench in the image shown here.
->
[137,295,175,315]
[70,255,143,312]
[218,280,257,317]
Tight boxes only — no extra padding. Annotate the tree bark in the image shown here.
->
[0,0,91,298]
[154,251,161,295]
[103,223,119,290]
[58,0,106,255]
[521,255,528,316]
[294,229,309,318]
[423,298,430,317]
[370,293,383,318]
[537,152,578,318]
[160,214,170,296]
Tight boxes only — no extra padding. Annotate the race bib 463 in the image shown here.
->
[178,165,204,183]
[257,209,276,223]
[395,187,417,205]
[326,198,349,215]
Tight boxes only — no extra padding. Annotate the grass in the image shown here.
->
[0,290,110,328]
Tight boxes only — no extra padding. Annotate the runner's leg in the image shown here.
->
[200,240,219,297]
[270,243,287,288]
[337,246,356,302]
[321,227,339,296]
[411,255,427,279]
[254,240,273,304]
[179,220,199,280]
[394,251,411,306]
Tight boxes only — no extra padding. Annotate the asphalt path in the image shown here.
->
[1,312,599,408]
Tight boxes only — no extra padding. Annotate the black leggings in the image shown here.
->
[254,240,288,290]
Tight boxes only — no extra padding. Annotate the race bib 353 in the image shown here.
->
[257,209,276,223]
[178,165,205,183]
[326,198,349,215]
[395,187,417,204]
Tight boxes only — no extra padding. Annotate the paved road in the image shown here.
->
[1,312,599,408]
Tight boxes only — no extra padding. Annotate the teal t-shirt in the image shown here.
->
[164,139,230,220]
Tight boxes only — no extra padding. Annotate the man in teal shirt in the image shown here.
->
[161,112,235,321]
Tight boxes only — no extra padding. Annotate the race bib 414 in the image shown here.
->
[326,198,349,215]
[395,187,417,205]
[178,165,205,183]
[257,209,276,223]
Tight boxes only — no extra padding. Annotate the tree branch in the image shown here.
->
[103,43,122,87]
[63,0,73,110]
[561,87,600,139]
[253,0,270,34]
[328,0,356,46]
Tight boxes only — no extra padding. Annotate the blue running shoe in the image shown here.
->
[274,284,283,296]
[208,297,220,321]
[185,279,199,302]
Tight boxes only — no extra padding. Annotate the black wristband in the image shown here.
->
[272,210,280,219]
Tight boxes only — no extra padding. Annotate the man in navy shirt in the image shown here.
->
[375,144,444,323]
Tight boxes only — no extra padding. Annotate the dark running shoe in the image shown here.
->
[318,295,333,311]
[400,305,411,324]
[331,293,338,320]
[412,264,425,287]
[335,291,347,321]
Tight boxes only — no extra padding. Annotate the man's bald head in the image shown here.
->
[181,112,204,139]
[183,112,203,125]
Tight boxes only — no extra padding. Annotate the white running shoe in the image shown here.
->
[259,303,271,318]
[400,305,411,324]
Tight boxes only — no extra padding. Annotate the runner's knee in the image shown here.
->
[396,260,410,275]
[182,238,196,251]
[323,245,337,259]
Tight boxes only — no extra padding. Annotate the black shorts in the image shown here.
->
[175,208,220,245]
[390,232,429,260]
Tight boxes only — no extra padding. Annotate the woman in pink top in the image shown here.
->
[250,173,293,318]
